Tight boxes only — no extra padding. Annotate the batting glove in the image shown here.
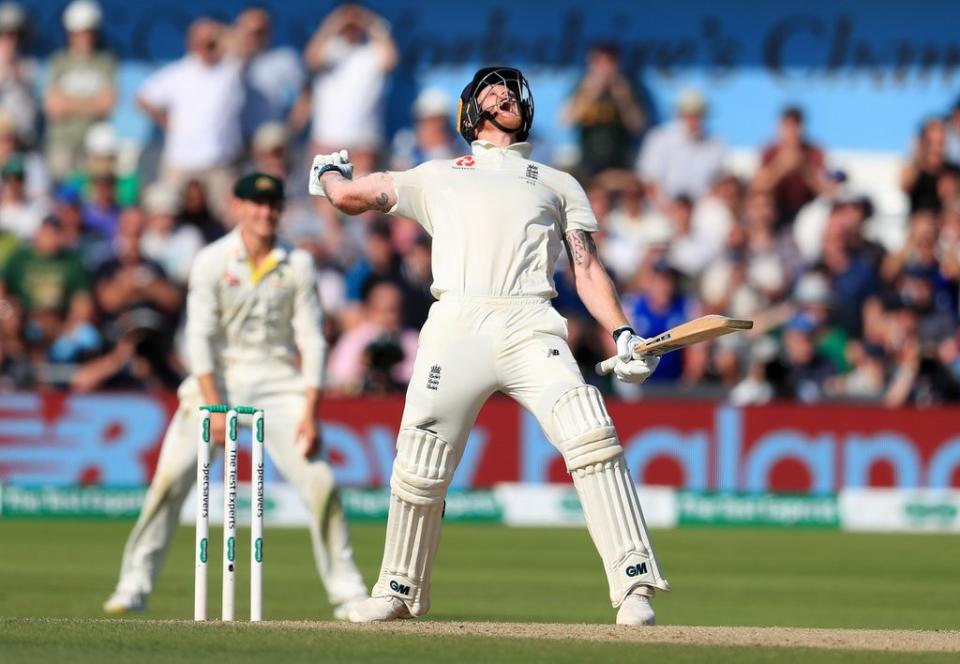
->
[613,353,660,384]
[613,325,645,361]
[611,326,660,384]
[309,150,353,197]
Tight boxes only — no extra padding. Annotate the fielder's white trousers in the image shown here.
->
[111,364,367,607]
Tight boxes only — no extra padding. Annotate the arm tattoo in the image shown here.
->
[373,192,390,211]
[565,230,598,266]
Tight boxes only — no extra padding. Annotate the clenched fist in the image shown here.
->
[309,150,353,197]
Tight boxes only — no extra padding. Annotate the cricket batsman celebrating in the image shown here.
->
[104,173,368,618]
[311,67,668,625]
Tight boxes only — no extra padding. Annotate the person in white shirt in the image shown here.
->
[0,152,47,239]
[139,182,203,285]
[637,88,726,205]
[103,172,367,619]
[793,169,850,263]
[294,5,397,160]
[311,66,668,626]
[137,18,244,218]
[0,2,39,145]
[665,194,719,278]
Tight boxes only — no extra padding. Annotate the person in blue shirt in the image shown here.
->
[626,259,694,382]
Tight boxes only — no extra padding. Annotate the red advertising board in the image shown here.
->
[1,393,958,491]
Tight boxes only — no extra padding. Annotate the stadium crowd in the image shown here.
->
[0,1,958,407]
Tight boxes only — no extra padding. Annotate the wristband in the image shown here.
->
[316,164,343,178]
[612,326,635,343]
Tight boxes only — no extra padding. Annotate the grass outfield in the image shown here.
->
[1,521,958,662]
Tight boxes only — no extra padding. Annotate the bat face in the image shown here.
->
[639,316,753,356]
[595,315,754,375]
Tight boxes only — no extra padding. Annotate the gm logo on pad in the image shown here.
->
[626,562,648,578]
[389,579,411,595]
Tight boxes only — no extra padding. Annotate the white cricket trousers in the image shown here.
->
[371,295,668,616]
[111,365,367,607]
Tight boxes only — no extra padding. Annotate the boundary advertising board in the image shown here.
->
[2,393,958,491]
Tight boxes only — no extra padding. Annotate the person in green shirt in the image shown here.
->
[0,226,18,267]
[793,271,849,372]
[0,215,98,362]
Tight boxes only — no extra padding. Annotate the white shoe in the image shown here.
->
[348,596,412,622]
[616,594,656,626]
[333,596,369,621]
[103,590,148,615]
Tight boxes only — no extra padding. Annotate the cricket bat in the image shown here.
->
[595,315,753,376]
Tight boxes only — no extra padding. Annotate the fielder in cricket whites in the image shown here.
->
[311,67,669,626]
[104,173,368,618]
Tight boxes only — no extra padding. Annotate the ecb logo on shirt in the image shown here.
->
[453,155,475,169]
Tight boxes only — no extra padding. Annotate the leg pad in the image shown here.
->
[372,427,456,616]
[552,386,670,606]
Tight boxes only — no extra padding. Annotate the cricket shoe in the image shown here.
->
[616,594,656,626]
[103,590,148,615]
[348,596,412,622]
[333,596,369,621]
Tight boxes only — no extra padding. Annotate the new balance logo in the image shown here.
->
[426,364,441,391]
[525,164,539,180]
[416,419,438,435]
[626,562,648,578]
[389,580,411,595]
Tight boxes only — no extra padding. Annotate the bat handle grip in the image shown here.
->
[595,355,619,376]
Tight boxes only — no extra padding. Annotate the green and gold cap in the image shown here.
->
[233,172,285,201]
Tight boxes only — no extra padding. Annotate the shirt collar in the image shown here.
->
[227,227,289,264]
[471,140,533,159]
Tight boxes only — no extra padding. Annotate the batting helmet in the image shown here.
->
[457,66,534,144]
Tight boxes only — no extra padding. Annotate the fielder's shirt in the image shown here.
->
[388,140,599,298]
[185,228,326,387]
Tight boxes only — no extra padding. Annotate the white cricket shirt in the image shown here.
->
[388,140,598,298]
[185,229,326,387]
[138,55,244,170]
[310,41,386,146]
[637,120,726,199]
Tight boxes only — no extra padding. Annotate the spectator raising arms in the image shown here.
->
[752,106,825,226]
[294,4,397,161]
[562,42,647,177]
[901,117,957,213]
